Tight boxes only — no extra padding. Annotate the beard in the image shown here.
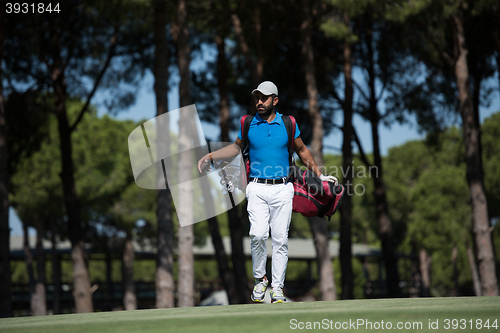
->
[256,103,274,117]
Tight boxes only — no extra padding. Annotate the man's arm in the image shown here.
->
[197,138,244,173]
[293,136,322,177]
[293,136,338,183]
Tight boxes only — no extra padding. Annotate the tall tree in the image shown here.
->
[300,0,336,301]
[0,0,11,318]
[176,0,195,308]
[153,0,175,309]
[122,230,137,310]
[22,223,37,314]
[338,4,421,296]
[182,0,244,303]
[362,18,400,296]
[338,14,355,300]
[53,46,94,313]
[50,217,62,314]
[230,5,262,89]
[206,26,240,304]
[226,2,257,303]
[320,0,365,300]
[397,0,499,296]
[33,216,47,315]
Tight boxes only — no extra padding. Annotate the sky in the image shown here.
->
[9,65,500,236]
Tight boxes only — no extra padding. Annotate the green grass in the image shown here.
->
[1,297,499,333]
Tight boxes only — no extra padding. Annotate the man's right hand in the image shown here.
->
[198,153,212,173]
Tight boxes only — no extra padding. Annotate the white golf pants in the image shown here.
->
[246,181,294,289]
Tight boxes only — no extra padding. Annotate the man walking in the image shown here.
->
[198,81,336,303]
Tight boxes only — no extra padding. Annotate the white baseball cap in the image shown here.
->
[252,81,278,96]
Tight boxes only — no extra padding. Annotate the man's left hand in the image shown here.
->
[320,174,338,185]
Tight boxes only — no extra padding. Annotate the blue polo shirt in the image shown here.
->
[238,111,300,179]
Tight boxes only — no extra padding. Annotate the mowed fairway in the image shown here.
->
[1,297,499,333]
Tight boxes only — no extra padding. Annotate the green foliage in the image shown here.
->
[286,261,314,281]
[323,154,379,245]
[11,262,29,285]
[384,125,493,296]
[410,165,471,248]
[320,0,380,43]
[333,257,367,299]
[290,214,313,239]
[9,99,64,224]
[134,260,156,282]
[320,20,358,43]
[482,113,500,219]
[193,260,219,281]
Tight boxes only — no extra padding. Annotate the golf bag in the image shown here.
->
[240,114,344,220]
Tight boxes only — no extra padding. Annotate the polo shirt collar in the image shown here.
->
[254,111,283,125]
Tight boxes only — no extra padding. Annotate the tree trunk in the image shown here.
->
[105,249,112,301]
[493,29,500,95]
[229,207,251,303]
[409,241,421,298]
[177,0,195,308]
[300,0,324,167]
[366,25,400,298]
[50,218,61,314]
[153,0,175,309]
[339,17,354,300]
[218,57,250,303]
[230,9,263,112]
[200,183,239,304]
[309,217,336,300]
[300,0,335,301]
[451,244,459,297]
[207,215,239,304]
[231,11,257,88]
[466,240,482,296]
[472,59,483,175]
[0,1,12,316]
[370,112,399,298]
[216,33,230,143]
[452,12,498,296]
[419,248,431,297]
[23,223,36,315]
[215,31,249,304]
[53,62,93,313]
[254,7,263,83]
[123,232,137,310]
[33,216,46,316]
[191,43,239,303]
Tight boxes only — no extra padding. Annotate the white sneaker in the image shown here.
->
[251,277,268,302]
[270,287,286,303]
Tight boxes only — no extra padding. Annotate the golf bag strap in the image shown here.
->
[241,114,254,156]
[282,115,296,166]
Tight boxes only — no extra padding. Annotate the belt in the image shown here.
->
[249,177,286,185]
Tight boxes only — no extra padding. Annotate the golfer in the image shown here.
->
[198,81,337,303]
